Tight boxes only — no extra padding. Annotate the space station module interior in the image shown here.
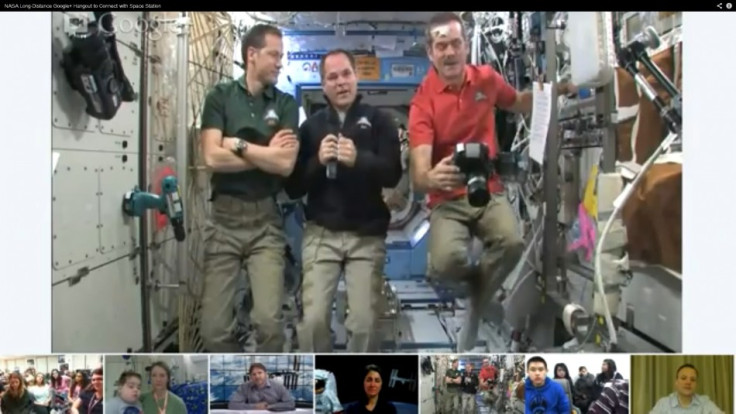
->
[419,354,527,414]
[50,11,682,354]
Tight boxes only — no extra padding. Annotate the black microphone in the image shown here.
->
[326,111,340,180]
[326,157,338,180]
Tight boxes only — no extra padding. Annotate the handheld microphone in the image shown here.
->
[326,112,341,180]
[326,159,337,179]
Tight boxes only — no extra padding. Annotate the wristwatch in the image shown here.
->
[232,138,248,155]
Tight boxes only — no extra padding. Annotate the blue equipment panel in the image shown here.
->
[384,223,430,281]
[384,245,412,280]
[379,57,430,84]
[409,232,429,278]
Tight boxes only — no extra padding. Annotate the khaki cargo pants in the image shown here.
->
[443,391,461,414]
[461,392,477,414]
[200,195,286,352]
[297,222,386,353]
[428,195,524,312]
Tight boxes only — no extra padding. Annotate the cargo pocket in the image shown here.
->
[203,222,222,257]
[301,223,326,275]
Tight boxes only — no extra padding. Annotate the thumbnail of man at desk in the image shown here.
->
[228,363,296,411]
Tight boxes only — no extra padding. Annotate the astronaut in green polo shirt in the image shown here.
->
[444,359,462,413]
[198,23,300,353]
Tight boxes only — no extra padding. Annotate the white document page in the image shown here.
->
[529,82,553,164]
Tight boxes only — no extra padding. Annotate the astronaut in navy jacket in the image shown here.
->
[286,48,402,353]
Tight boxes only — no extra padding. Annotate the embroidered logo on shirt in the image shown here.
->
[264,108,279,127]
[474,91,487,102]
[357,116,372,129]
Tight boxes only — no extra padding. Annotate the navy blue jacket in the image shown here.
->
[286,96,402,236]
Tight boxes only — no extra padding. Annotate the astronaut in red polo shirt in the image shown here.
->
[479,358,497,388]
[408,12,576,351]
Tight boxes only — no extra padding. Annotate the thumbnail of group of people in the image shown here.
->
[419,354,732,414]
[0,353,732,414]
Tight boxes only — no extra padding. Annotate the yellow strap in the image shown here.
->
[582,164,599,220]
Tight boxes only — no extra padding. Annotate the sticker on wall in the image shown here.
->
[287,59,321,84]
[391,64,415,78]
[355,55,380,81]
[301,61,319,73]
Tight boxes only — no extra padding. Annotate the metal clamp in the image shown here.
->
[175,16,190,32]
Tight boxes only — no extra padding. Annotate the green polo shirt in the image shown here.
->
[445,368,462,393]
[200,76,299,200]
[140,391,188,414]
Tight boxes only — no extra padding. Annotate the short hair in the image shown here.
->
[241,24,283,63]
[527,356,547,371]
[425,12,465,47]
[116,371,141,387]
[579,366,586,372]
[249,363,267,374]
[676,364,698,379]
[319,49,356,80]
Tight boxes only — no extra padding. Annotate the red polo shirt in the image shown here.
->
[479,365,497,383]
[408,64,517,207]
